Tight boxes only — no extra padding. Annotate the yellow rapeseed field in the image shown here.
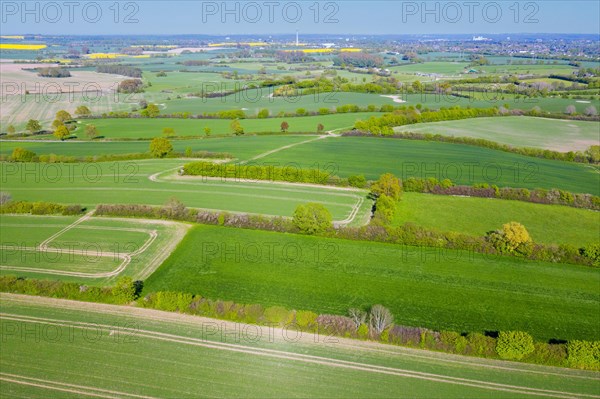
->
[0,43,46,50]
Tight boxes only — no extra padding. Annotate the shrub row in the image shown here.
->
[2,150,232,163]
[342,131,599,164]
[94,202,598,267]
[183,161,338,185]
[401,177,600,211]
[2,271,597,371]
[0,275,138,305]
[0,200,85,215]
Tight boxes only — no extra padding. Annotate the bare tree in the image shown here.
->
[0,192,11,205]
[348,308,367,330]
[565,105,576,115]
[369,304,394,334]
[585,106,598,116]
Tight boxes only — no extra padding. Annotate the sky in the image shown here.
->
[1,0,599,35]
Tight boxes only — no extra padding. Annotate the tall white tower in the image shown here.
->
[296,31,299,46]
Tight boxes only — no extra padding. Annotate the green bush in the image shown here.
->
[293,203,332,235]
[295,310,318,329]
[496,331,535,360]
[466,333,496,357]
[357,323,370,339]
[567,340,600,370]
[264,306,294,326]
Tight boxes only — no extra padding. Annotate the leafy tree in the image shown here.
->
[11,147,36,162]
[6,125,16,135]
[53,125,70,141]
[75,105,91,116]
[567,340,600,370]
[85,124,98,139]
[292,203,332,234]
[280,121,289,132]
[204,127,211,137]
[25,119,41,134]
[586,145,600,163]
[141,103,160,118]
[370,173,402,200]
[348,174,367,188]
[163,127,175,137]
[149,137,173,158]
[257,109,269,119]
[373,194,396,225]
[51,119,63,130]
[55,110,72,123]
[317,123,325,133]
[496,331,535,360]
[488,222,532,254]
[230,119,244,135]
[111,276,137,303]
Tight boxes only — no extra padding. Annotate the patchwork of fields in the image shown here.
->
[1,35,599,397]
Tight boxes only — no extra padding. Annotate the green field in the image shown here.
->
[2,294,598,398]
[2,135,597,195]
[395,116,600,152]
[144,224,600,341]
[0,214,188,283]
[0,135,314,160]
[0,160,368,224]
[394,193,600,246]
[74,113,381,139]
[255,136,600,195]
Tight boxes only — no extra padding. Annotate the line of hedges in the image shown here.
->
[1,150,232,163]
[94,202,599,267]
[401,177,600,210]
[0,201,85,215]
[182,161,338,185]
[2,275,596,371]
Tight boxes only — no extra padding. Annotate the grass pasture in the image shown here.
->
[0,134,315,160]
[0,160,369,224]
[0,214,188,283]
[74,113,381,139]
[395,116,600,152]
[394,193,600,246]
[144,224,600,341]
[2,294,598,399]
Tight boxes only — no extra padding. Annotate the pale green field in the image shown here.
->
[0,214,189,283]
[395,116,600,152]
[0,160,367,224]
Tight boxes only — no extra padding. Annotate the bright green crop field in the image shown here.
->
[395,116,600,152]
[0,160,367,224]
[144,224,600,341]
[2,294,598,398]
[256,136,600,195]
[394,193,600,246]
[0,135,313,160]
[74,113,380,139]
